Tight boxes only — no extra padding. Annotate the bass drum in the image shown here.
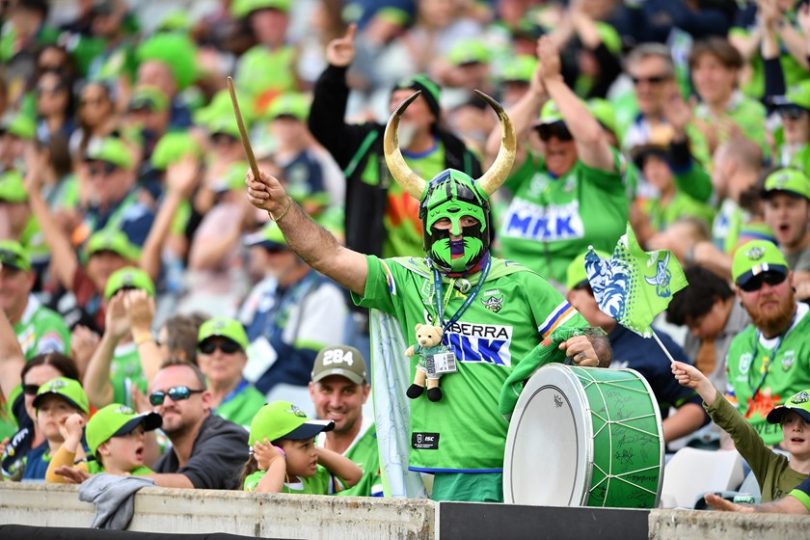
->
[503,364,664,508]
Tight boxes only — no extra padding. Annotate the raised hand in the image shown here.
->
[124,289,155,338]
[672,360,716,405]
[253,440,286,471]
[246,169,290,217]
[58,413,86,443]
[71,325,100,377]
[166,154,200,198]
[536,36,563,82]
[325,24,357,68]
[105,292,131,341]
[664,91,693,136]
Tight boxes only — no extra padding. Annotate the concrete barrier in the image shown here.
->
[649,509,810,540]
[0,483,436,539]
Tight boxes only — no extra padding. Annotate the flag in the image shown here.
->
[584,225,687,338]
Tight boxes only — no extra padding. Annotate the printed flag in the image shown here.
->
[584,224,688,338]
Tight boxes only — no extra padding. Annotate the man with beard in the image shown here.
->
[726,240,810,446]
[309,345,381,497]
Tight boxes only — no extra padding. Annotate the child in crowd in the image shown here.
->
[26,377,90,481]
[673,361,810,501]
[241,401,362,494]
[46,403,162,482]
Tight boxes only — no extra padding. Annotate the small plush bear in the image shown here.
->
[405,323,448,402]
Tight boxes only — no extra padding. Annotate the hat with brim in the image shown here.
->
[248,401,334,445]
[198,317,249,351]
[232,0,291,18]
[771,80,810,111]
[732,240,789,287]
[0,112,36,140]
[86,403,162,455]
[104,267,156,300]
[0,240,31,271]
[129,86,169,113]
[33,377,90,414]
[84,137,134,171]
[311,345,367,385]
[534,100,564,126]
[766,390,810,424]
[83,230,141,263]
[244,221,287,251]
[761,168,810,201]
[0,170,27,203]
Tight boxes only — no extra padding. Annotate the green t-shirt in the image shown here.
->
[706,394,806,502]
[725,305,810,446]
[235,45,296,101]
[334,423,383,497]
[14,296,71,361]
[642,191,715,233]
[498,152,627,286]
[352,255,589,472]
[691,92,769,159]
[110,343,147,407]
[243,464,338,494]
[382,143,447,259]
[214,380,266,428]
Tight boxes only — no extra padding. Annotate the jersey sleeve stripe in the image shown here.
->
[537,301,576,338]
[380,260,396,296]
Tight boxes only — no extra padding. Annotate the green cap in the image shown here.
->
[157,11,192,32]
[244,220,287,249]
[588,98,618,137]
[311,345,367,384]
[500,55,538,84]
[248,401,333,446]
[129,85,169,113]
[151,132,202,170]
[537,101,563,125]
[448,38,492,66]
[0,240,31,271]
[104,267,156,300]
[86,403,162,455]
[84,137,134,171]
[731,240,789,287]
[211,160,248,192]
[773,80,810,111]
[0,112,36,140]
[33,377,89,414]
[767,390,810,424]
[206,115,241,139]
[84,230,141,263]
[762,168,810,201]
[566,249,611,291]
[136,32,198,90]
[232,0,291,18]
[195,89,255,127]
[0,170,27,203]
[198,317,249,351]
[265,93,310,121]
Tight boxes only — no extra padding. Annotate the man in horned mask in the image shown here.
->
[246,92,609,502]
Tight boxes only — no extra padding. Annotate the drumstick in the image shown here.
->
[226,76,261,182]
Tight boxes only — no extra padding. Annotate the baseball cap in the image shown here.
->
[0,170,27,203]
[772,80,810,111]
[150,132,202,171]
[86,403,162,455]
[762,168,810,201]
[731,240,789,288]
[232,0,291,18]
[393,74,442,121]
[244,221,287,250]
[84,137,134,171]
[207,115,241,139]
[198,317,249,351]
[136,33,198,90]
[83,230,141,263]
[766,390,810,424]
[448,38,491,67]
[265,93,309,122]
[0,240,31,271]
[33,377,89,414]
[565,249,610,291]
[129,86,169,113]
[500,55,538,84]
[104,267,156,300]
[536,100,563,126]
[589,98,618,138]
[0,112,36,140]
[195,89,255,127]
[248,401,334,446]
[311,345,367,385]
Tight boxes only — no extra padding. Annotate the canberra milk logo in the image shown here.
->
[502,199,584,242]
[443,322,513,367]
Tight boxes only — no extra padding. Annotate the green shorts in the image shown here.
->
[430,472,503,502]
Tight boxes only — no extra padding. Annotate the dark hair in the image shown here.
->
[239,438,284,489]
[158,357,208,390]
[666,266,733,326]
[21,352,80,384]
[688,37,744,71]
[162,313,208,366]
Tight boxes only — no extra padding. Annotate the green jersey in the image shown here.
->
[110,343,147,407]
[243,464,340,494]
[319,419,383,498]
[725,304,810,446]
[498,152,627,286]
[382,142,446,259]
[642,191,715,233]
[235,45,296,100]
[14,296,70,361]
[214,379,265,429]
[691,92,769,158]
[352,255,589,472]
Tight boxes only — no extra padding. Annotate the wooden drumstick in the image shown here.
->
[226,76,261,184]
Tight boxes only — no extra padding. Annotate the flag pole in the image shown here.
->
[651,329,677,364]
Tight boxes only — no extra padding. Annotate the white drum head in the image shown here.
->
[503,364,592,506]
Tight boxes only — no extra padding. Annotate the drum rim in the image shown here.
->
[503,363,593,506]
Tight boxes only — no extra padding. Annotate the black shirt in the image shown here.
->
[154,414,248,490]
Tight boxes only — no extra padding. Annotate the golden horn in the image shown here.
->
[383,91,428,200]
[474,90,516,196]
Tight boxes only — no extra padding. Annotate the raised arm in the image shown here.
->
[0,308,24,399]
[247,169,368,295]
[83,293,130,408]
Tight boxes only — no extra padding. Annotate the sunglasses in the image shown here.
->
[23,384,40,396]
[779,105,808,121]
[631,75,670,86]
[149,385,205,406]
[87,161,118,177]
[199,339,242,355]
[738,271,787,293]
[536,122,573,142]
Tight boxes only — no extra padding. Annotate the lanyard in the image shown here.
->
[431,254,491,332]
[748,311,796,399]
[220,379,249,407]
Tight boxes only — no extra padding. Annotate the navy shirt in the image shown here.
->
[608,325,703,419]
[21,442,50,481]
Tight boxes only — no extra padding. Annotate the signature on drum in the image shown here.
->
[554,394,563,407]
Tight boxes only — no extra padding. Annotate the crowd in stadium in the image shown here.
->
[1,0,810,516]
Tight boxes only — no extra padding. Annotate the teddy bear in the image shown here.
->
[405,323,451,402]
